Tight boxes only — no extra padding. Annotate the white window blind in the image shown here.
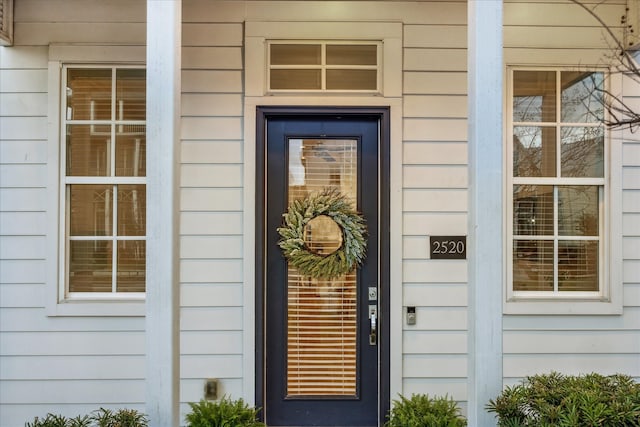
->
[286,139,359,397]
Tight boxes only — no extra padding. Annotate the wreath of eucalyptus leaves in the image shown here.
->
[277,188,367,279]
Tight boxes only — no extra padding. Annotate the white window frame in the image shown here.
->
[504,66,623,315]
[46,45,146,316]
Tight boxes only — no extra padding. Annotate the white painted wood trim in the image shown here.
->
[467,1,503,426]
[145,2,181,426]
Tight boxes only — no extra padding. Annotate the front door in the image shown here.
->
[257,108,389,427]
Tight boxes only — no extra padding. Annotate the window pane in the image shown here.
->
[513,240,554,291]
[117,240,145,292]
[287,138,359,397]
[270,69,321,90]
[558,186,599,236]
[69,240,112,292]
[66,125,111,176]
[116,69,146,121]
[67,69,112,121]
[69,185,112,236]
[558,241,598,291]
[513,126,556,177]
[271,44,321,65]
[513,185,554,236]
[561,71,604,123]
[561,126,604,177]
[326,69,377,90]
[326,44,377,65]
[117,185,146,236]
[116,127,146,176]
[513,71,556,122]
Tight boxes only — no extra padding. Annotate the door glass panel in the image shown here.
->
[286,138,358,397]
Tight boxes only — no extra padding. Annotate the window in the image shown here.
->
[507,68,616,309]
[268,42,381,92]
[61,66,146,298]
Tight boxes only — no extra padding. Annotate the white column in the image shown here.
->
[145,1,181,426]
[467,1,503,426]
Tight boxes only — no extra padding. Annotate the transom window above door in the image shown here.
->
[267,42,381,92]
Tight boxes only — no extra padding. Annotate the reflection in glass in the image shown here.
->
[117,185,146,236]
[513,126,556,177]
[287,138,358,397]
[558,240,598,291]
[69,185,112,236]
[66,125,111,176]
[558,186,599,236]
[327,69,377,90]
[116,69,146,121]
[116,128,146,176]
[69,240,113,292]
[513,185,554,236]
[304,215,343,255]
[117,240,146,292]
[561,126,604,177]
[271,44,321,65]
[67,69,112,121]
[561,71,604,123]
[513,240,554,291]
[326,44,377,65]
[270,69,321,90]
[513,70,556,122]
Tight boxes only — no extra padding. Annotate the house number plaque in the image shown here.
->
[429,236,466,260]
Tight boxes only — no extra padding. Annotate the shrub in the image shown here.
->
[384,394,467,427]
[184,397,265,427]
[486,372,640,426]
[25,409,147,427]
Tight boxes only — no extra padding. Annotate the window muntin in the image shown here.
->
[268,42,381,92]
[62,66,146,297]
[509,69,605,297]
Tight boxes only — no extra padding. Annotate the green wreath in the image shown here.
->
[277,188,367,279]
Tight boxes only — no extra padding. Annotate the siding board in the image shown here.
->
[0,212,46,235]
[0,70,47,92]
[0,93,47,116]
[14,23,145,45]
[180,212,243,235]
[181,164,243,188]
[403,165,468,189]
[403,142,467,165]
[181,307,243,331]
[181,70,243,93]
[0,164,46,187]
[181,283,243,307]
[180,235,243,259]
[182,47,242,70]
[0,355,144,380]
[404,71,467,95]
[0,141,47,164]
[403,212,467,235]
[0,380,144,404]
[181,141,243,164]
[182,23,243,47]
[503,331,640,354]
[0,331,144,355]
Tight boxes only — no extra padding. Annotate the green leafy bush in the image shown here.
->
[25,408,147,427]
[385,394,467,427]
[184,397,265,427]
[486,372,640,426]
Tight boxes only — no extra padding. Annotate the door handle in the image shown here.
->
[369,305,377,346]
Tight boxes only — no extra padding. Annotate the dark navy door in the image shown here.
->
[264,114,380,426]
